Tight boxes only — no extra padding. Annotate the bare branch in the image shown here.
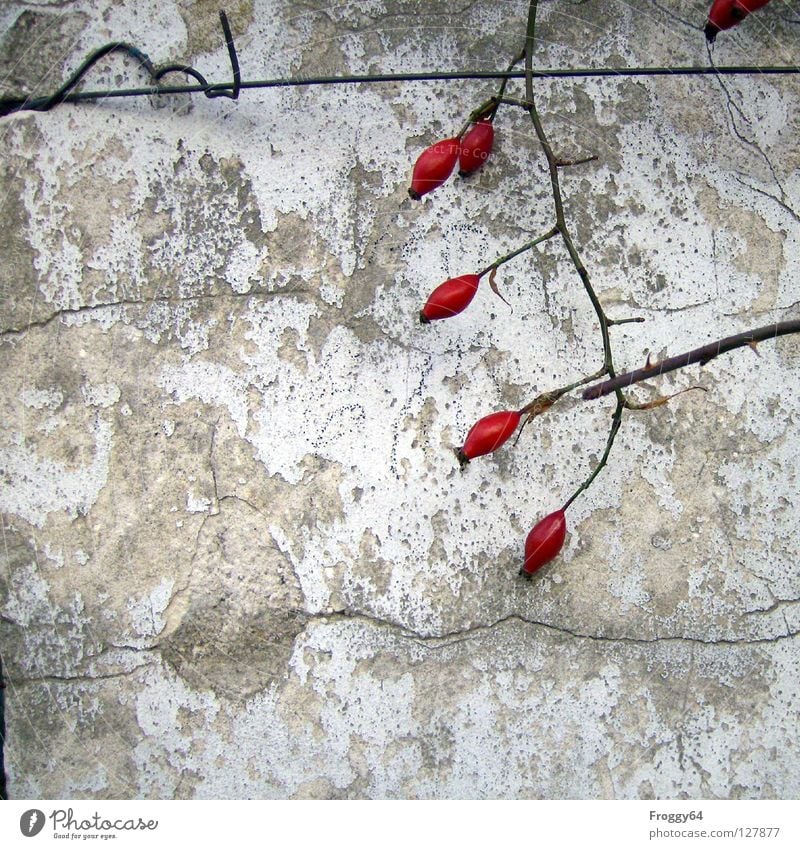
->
[582,320,800,400]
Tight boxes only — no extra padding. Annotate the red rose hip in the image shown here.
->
[705,0,772,42]
[419,274,480,323]
[458,410,521,466]
[409,137,461,200]
[458,119,494,176]
[522,509,567,576]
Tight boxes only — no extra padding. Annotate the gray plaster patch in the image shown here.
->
[0,9,89,97]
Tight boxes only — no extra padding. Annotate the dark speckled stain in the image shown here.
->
[142,146,264,297]
[0,10,89,97]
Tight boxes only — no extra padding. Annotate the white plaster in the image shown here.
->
[159,359,249,438]
[0,417,112,527]
[186,491,211,513]
[21,388,63,410]
[125,577,175,644]
[81,381,121,408]
[3,0,799,802]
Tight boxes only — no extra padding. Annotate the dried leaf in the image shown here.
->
[636,395,670,410]
[522,392,557,422]
[628,385,707,411]
[488,267,512,310]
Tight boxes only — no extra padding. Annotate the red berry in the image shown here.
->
[458,410,521,466]
[458,120,494,176]
[523,510,566,575]
[409,137,461,200]
[419,274,480,323]
[705,0,771,42]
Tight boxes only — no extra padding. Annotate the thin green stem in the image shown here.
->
[494,96,535,109]
[457,97,498,136]
[524,0,625,512]
[556,154,598,168]
[562,399,624,511]
[524,1,613,373]
[477,226,559,278]
[518,366,607,418]
[490,48,526,119]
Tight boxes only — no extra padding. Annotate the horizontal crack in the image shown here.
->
[309,609,800,648]
[7,605,797,687]
[0,288,314,337]
[742,598,800,618]
[7,656,157,687]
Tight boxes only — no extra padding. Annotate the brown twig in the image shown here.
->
[581,320,800,400]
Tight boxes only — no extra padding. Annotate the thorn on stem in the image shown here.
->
[555,154,598,168]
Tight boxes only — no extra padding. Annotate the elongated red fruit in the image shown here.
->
[458,410,521,466]
[458,120,494,176]
[409,137,460,200]
[419,274,480,323]
[705,0,772,42]
[522,510,566,576]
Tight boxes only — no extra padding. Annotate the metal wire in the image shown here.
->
[0,653,6,801]
[1,9,240,118]
[1,6,798,118]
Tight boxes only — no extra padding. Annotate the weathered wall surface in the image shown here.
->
[1,0,798,798]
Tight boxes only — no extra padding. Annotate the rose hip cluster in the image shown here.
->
[408,119,494,201]
[408,121,495,323]
[402,3,757,581]
[408,122,568,579]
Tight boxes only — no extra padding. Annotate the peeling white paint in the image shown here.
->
[81,381,121,408]
[0,418,112,527]
[186,491,211,513]
[125,578,176,645]
[21,387,63,409]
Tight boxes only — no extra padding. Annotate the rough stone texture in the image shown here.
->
[1,0,799,799]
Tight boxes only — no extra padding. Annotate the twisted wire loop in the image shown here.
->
[2,6,800,120]
[0,9,240,118]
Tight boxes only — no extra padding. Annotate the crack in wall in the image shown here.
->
[7,658,157,687]
[734,175,800,226]
[715,75,796,215]
[742,598,800,617]
[10,595,798,690]
[303,607,800,649]
[3,0,800,800]
[0,289,315,338]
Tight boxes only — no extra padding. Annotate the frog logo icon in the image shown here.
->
[20,810,46,837]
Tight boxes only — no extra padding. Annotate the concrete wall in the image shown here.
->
[1,0,798,798]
